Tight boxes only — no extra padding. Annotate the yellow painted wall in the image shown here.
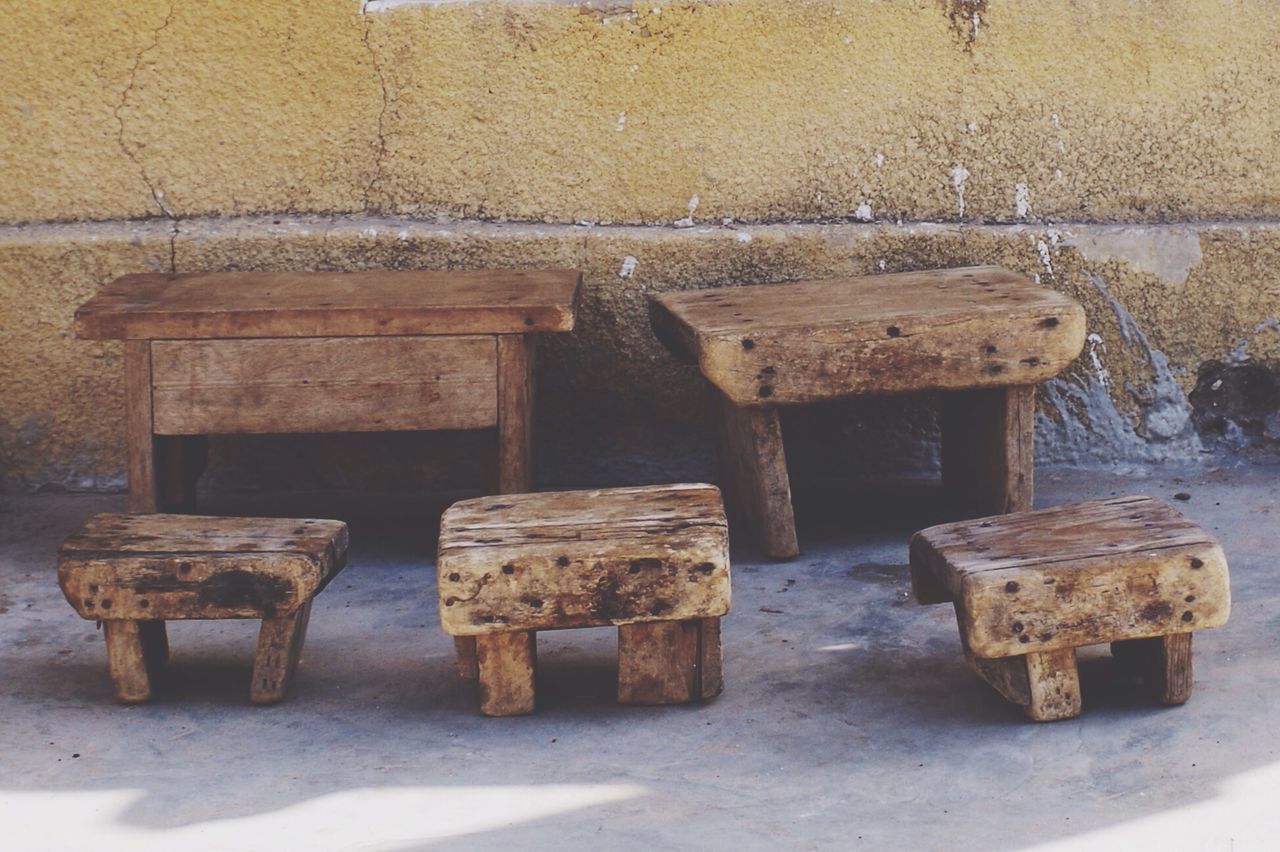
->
[3,0,1279,489]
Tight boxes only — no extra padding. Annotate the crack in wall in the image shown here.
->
[113,2,178,271]
[360,1,391,211]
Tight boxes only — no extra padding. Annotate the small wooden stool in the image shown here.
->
[910,496,1231,721]
[649,266,1086,559]
[437,483,731,716]
[58,513,348,704]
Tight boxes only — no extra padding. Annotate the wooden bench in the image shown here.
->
[648,266,1086,559]
[75,269,581,512]
[58,513,348,704]
[910,496,1231,721]
[437,484,731,716]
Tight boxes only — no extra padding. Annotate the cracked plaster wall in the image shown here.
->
[3,0,1280,492]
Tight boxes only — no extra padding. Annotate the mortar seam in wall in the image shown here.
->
[3,214,1280,240]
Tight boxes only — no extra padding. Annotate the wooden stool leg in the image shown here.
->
[476,632,537,716]
[714,390,798,559]
[618,620,705,705]
[124,341,159,513]
[698,617,724,700]
[250,602,312,704]
[104,620,154,703]
[1024,648,1082,721]
[138,620,169,677]
[1115,634,1193,705]
[941,385,1035,517]
[496,335,535,494]
[454,636,480,679]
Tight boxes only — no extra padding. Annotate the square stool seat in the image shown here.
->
[910,496,1230,721]
[649,265,1086,558]
[58,513,348,704]
[438,483,731,716]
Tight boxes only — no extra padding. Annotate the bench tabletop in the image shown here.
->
[649,265,1085,404]
[75,268,581,339]
[910,496,1230,657]
[437,484,731,635]
[58,513,349,620]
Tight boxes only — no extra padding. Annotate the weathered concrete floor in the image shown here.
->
[3,464,1279,850]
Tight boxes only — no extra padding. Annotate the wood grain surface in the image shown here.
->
[649,265,1085,405]
[75,268,581,339]
[910,496,1230,658]
[438,484,730,636]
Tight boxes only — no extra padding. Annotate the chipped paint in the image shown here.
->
[1063,226,1203,286]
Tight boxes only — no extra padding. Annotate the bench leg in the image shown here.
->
[1113,634,1193,705]
[1024,648,1082,721]
[941,385,1035,517]
[124,341,159,513]
[453,636,480,679]
[138,619,169,676]
[496,335,535,494]
[104,620,156,703]
[250,602,312,704]
[476,632,537,716]
[714,391,798,559]
[618,618,722,704]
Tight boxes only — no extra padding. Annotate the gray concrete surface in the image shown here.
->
[2,464,1278,850]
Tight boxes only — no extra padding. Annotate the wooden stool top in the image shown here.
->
[910,496,1230,658]
[437,483,730,636]
[58,513,349,621]
[75,268,581,340]
[648,265,1085,406]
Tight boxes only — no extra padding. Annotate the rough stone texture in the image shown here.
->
[6,216,1280,491]
[2,0,1278,225]
[0,221,171,493]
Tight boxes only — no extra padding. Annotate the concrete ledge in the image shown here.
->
[4,215,1280,491]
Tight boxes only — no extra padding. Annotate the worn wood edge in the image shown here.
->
[908,533,956,604]
[74,268,583,340]
[959,544,1230,658]
[646,294,701,365]
[437,555,732,636]
[699,303,1087,407]
[438,483,727,534]
[57,553,331,621]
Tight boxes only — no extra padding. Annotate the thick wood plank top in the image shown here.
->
[649,266,1086,404]
[58,513,349,620]
[75,268,581,339]
[438,484,730,635]
[910,497,1230,657]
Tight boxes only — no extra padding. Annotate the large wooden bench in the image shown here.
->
[648,266,1086,559]
[75,269,581,512]
[58,513,349,704]
[437,484,731,716]
[910,496,1231,721]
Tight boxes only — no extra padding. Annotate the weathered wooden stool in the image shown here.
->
[58,513,348,704]
[910,496,1231,721]
[74,268,580,513]
[649,266,1086,559]
[437,483,731,716]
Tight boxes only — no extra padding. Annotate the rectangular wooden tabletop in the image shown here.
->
[648,265,1086,404]
[75,268,581,339]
